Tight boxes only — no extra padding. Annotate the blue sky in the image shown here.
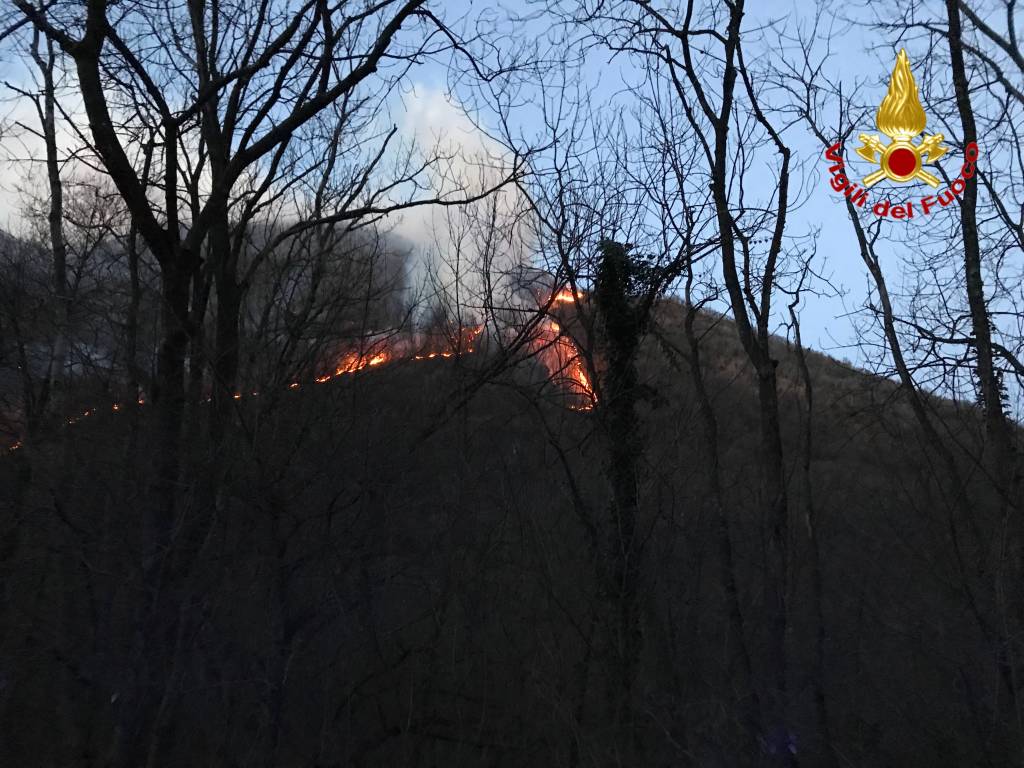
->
[0,0,975,366]
[417,0,889,359]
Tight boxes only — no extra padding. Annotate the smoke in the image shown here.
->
[0,82,88,231]
[389,85,535,327]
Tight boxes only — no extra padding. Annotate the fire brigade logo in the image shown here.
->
[822,48,979,220]
[855,49,947,188]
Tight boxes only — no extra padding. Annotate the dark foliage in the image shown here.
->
[0,300,1008,767]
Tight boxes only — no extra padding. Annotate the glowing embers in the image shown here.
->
[413,324,484,360]
[0,288,596,454]
[313,325,482,385]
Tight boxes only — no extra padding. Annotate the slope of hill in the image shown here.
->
[0,298,1009,767]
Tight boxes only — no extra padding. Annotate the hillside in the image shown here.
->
[0,299,1006,767]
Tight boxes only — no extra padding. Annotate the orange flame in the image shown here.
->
[311,324,483,385]
[333,350,391,376]
[1,290,598,453]
[529,317,595,409]
[312,298,595,409]
[552,288,584,305]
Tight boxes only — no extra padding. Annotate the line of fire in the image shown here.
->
[1,282,596,454]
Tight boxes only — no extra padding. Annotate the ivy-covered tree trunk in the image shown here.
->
[594,239,644,764]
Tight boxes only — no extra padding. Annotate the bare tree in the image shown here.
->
[781,12,1024,758]
[8,2,530,763]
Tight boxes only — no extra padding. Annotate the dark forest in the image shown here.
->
[1,1,1023,766]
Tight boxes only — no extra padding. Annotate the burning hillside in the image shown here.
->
[1,287,595,453]
[310,293,594,408]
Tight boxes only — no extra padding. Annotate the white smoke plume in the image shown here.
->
[389,85,538,328]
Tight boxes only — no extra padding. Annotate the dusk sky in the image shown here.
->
[0,1,976,360]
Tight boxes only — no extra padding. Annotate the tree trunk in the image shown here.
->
[706,5,795,757]
[116,256,192,768]
[683,293,761,762]
[595,240,643,765]
[845,188,1020,763]
[789,307,836,767]
[944,7,1023,755]
[125,223,142,403]
[945,0,1017,494]
[755,359,794,762]
[211,214,240,447]
[187,264,211,407]
[36,31,68,422]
